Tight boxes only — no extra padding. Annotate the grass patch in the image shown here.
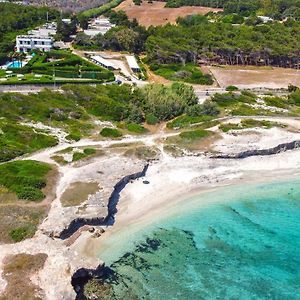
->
[9,225,36,242]
[126,123,148,134]
[61,182,100,207]
[52,155,68,165]
[179,129,210,140]
[0,121,58,162]
[165,128,215,151]
[100,127,123,138]
[230,104,275,116]
[219,119,285,132]
[124,146,159,160]
[72,152,86,162]
[146,114,159,125]
[0,160,52,201]
[167,115,214,129]
[0,205,47,243]
[150,63,213,85]
[264,96,289,109]
[211,92,256,108]
[72,148,98,162]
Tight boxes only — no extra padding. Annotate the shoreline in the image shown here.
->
[70,162,300,298]
[2,116,300,299]
[79,154,300,261]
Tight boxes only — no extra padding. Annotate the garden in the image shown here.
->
[0,50,115,85]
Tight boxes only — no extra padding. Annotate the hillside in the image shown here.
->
[27,0,109,12]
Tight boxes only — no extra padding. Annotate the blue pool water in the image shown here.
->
[6,60,23,68]
[95,179,300,299]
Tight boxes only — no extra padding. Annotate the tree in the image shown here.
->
[78,16,89,30]
[142,84,187,120]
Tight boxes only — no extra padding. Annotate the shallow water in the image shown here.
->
[96,179,300,299]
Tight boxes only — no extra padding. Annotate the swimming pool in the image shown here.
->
[6,61,23,69]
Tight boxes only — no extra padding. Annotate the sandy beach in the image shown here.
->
[81,149,300,261]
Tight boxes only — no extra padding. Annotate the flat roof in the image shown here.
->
[91,55,116,69]
[125,55,140,70]
[17,35,53,40]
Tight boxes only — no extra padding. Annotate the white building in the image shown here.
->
[125,55,140,72]
[28,22,57,38]
[16,35,54,53]
[83,17,115,37]
[258,16,274,23]
[90,55,117,70]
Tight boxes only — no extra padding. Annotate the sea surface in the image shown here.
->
[96,178,300,299]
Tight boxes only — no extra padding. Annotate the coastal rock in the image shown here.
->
[213,140,300,159]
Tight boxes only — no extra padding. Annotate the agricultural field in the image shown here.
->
[209,66,300,89]
[114,0,222,27]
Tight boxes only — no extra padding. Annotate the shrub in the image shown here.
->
[13,187,45,201]
[72,152,86,161]
[83,148,96,155]
[167,115,214,129]
[66,132,81,141]
[100,127,123,138]
[9,225,36,242]
[126,123,147,134]
[146,114,159,125]
[0,160,51,201]
[264,96,288,108]
[179,129,210,140]
[226,85,238,91]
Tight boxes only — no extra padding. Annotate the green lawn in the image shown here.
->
[150,63,213,85]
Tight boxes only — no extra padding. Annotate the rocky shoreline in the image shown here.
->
[59,164,149,240]
[213,140,300,159]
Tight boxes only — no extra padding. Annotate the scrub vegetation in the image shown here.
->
[0,160,52,201]
[219,119,286,132]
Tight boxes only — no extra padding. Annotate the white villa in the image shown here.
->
[15,22,57,53]
[84,17,115,37]
[16,35,54,53]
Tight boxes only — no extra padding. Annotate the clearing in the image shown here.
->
[209,66,300,89]
[114,0,222,27]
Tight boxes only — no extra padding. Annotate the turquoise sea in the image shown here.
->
[96,178,300,299]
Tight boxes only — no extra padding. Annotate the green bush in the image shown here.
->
[226,85,238,91]
[126,123,147,134]
[9,225,36,242]
[72,152,86,161]
[100,127,123,138]
[146,114,159,125]
[13,186,45,201]
[66,132,81,141]
[83,148,96,155]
